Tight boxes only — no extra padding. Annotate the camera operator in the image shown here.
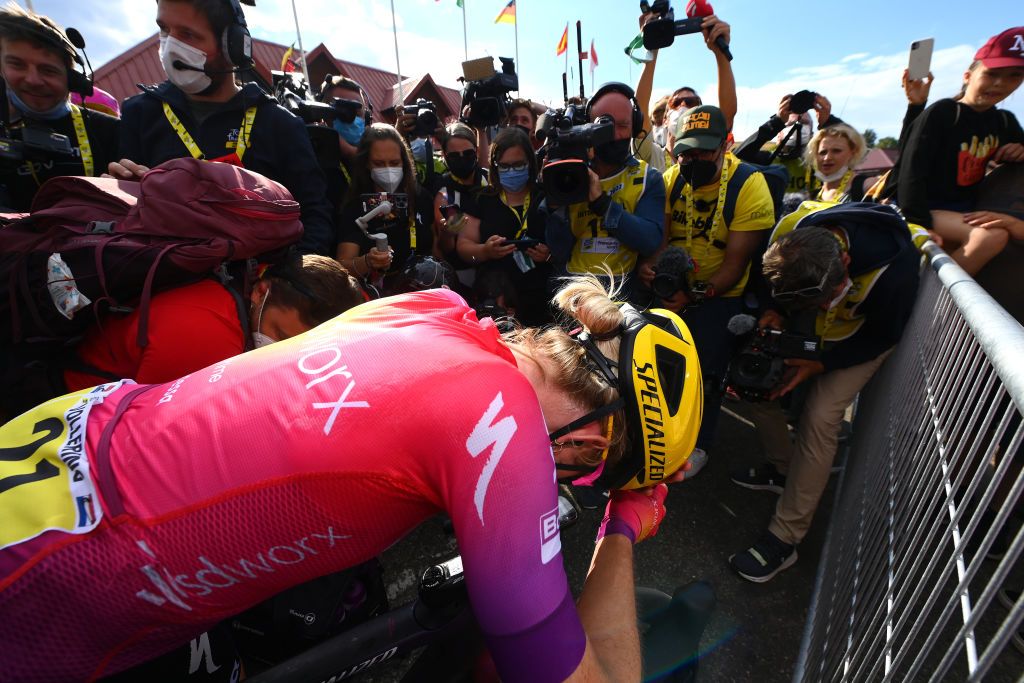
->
[642,104,775,474]
[106,0,334,256]
[733,91,844,200]
[633,9,735,173]
[393,98,446,191]
[505,97,546,150]
[543,82,665,296]
[433,122,487,271]
[336,123,436,292]
[729,202,920,582]
[457,127,553,326]
[0,6,118,210]
[319,74,371,212]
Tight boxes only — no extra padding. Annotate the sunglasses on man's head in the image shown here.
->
[771,269,832,305]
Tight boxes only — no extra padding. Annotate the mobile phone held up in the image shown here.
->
[502,237,540,251]
[908,38,935,82]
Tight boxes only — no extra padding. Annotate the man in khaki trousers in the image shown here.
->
[729,203,920,582]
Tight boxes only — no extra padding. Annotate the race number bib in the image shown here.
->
[580,237,620,254]
[0,382,128,550]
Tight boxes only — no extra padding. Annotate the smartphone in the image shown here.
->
[789,90,818,116]
[908,38,934,82]
[502,237,540,251]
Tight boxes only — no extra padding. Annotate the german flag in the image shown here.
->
[494,0,516,24]
[556,24,568,55]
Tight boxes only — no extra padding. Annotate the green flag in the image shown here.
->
[624,33,652,65]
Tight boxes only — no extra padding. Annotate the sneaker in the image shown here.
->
[731,463,786,494]
[996,589,1024,655]
[729,532,798,583]
[681,448,708,481]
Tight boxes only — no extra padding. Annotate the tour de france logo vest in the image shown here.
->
[567,160,648,275]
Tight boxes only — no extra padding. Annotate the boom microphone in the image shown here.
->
[726,313,757,336]
[171,60,241,75]
[685,0,732,61]
[651,245,693,299]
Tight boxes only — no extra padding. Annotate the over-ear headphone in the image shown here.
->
[587,82,643,138]
[221,0,254,69]
[319,75,374,126]
[0,13,94,97]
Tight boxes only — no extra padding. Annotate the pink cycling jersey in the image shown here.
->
[0,289,585,682]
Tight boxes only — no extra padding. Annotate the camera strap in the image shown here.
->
[683,153,731,253]
[162,102,256,163]
[68,104,93,177]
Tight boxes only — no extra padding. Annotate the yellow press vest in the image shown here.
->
[566,160,648,275]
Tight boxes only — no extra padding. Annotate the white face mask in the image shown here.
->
[159,33,212,95]
[371,167,404,193]
[814,166,849,183]
[826,277,853,310]
[252,286,277,349]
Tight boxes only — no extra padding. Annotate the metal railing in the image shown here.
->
[794,243,1024,683]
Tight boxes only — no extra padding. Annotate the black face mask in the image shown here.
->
[445,153,478,181]
[594,138,631,167]
[679,158,719,188]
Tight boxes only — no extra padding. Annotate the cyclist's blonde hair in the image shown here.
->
[503,272,626,467]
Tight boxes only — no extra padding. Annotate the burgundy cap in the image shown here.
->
[974,27,1024,69]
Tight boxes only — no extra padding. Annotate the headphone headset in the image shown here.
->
[319,75,374,126]
[586,82,643,138]
[0,15,94,97]
[221,0,254,69]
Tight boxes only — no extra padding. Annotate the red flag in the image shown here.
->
[556,24,568,56]
[590,39,598,74]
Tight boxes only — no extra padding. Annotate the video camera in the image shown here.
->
[272,70,342,170]
[461,56,519,128]
[536,107,615,205]
[640,0,731,59]
[727,319,820,401]
[407,99,439,138]
[0,123,76,166]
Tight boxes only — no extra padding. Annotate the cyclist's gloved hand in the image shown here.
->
[597,484,669,544]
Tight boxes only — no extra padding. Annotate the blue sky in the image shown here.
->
[26,0,1024,139]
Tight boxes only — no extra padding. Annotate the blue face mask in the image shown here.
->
[499,167,530,193]
[333,116,366,146]
[410,137,430,164]
[6,86,71,121]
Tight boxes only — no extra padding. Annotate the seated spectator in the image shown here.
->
[894,27,1024,275]
[734,92,843,201]
[0,5,118,210]
[319,74,374,213]
[804,123,867,203]
[336,123,436,294]
[865,68,934,202]
[456,127,552,326]
[633,11,735,172]
[433,122,488,269]
[544,82,665,296]
[730,203,920,582]
[65,254,363,391]
[106,0,334,256]
[642,104,775,476]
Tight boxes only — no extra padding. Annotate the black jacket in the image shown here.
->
[0,91,120,211]
[119,81,335,255]
[733,113,843,166]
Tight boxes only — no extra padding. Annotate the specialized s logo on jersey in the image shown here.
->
[466,392,517,524]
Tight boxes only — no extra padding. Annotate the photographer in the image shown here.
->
[505,97,545,150]
[319,74,372,212]
[336,123,436,292]
[729,202,920,582]
[733,91,844,199]
[644,104,775,473]
[543,82,665,295]
[633,8,735,173]
[0,5,118,210]
[107,0,334,256]
[433,122,487,270]
[457,127,552,326]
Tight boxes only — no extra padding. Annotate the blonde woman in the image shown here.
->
[804,123,867,203]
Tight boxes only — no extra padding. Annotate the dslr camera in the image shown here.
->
[407,99,439,138]
[640,0,705,50]
[0,122,75,166]
[536,106,614,205]
[272,70,342,169]
[461,57,519,128]
[728,327,820,402]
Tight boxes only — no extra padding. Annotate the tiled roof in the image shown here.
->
[93,34,462,118]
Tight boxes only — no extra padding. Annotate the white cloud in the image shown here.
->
[841,52,870,63]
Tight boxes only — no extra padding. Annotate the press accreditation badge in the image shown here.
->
[580,237,620,254]
[0,381,131,550]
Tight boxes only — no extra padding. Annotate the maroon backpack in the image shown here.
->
[1,157,303,348]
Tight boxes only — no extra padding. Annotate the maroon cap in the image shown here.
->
[974,27,1024,69]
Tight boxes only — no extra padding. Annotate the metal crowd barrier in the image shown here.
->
[794,243,1024,682]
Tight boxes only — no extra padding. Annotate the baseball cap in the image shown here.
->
[974,27,1024,69]
[672,105,727,156]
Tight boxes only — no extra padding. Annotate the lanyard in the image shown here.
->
[68,104,93,177]
[816,169,853,201]
[501,191,531,238]
[162,102,256,162]
[683,154,731,252]
[408,214,417,250]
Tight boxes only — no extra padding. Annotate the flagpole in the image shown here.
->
[513,3,520,93]
[389,0,404,103]
[290,0,311,86]
[461,1,468,61]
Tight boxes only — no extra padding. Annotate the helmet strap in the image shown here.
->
[547,398,624,442]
